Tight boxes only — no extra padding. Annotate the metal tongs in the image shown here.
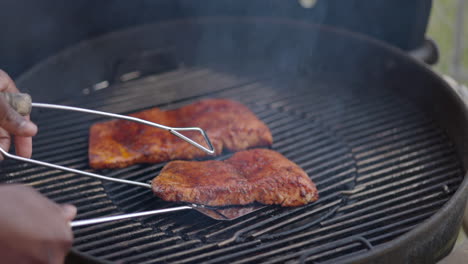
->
[0,92,215,155]
[0,93,261,225]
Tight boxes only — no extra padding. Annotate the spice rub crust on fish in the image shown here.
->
[152,149,319,207]
[89,99,273,169]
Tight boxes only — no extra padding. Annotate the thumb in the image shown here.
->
[0,96,37,136]
[61,204,77,221]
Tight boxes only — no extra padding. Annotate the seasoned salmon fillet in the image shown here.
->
[89,99,272,169]
[152,149,318,207]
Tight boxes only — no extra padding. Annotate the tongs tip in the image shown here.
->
[170,127,216,155]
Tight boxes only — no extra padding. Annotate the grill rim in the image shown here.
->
[13,17,468,263]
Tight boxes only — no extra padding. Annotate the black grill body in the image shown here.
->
[0,0,432,77]
[5,19,468,263]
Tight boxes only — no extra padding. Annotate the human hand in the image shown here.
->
[0,184,76,264]
[0,69,37,158]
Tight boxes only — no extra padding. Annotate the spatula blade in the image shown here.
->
[195,204,265,220]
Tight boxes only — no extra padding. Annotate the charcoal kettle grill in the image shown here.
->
[0,1,467,263]
[0,17,465,263]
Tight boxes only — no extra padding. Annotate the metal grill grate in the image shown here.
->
[0,67,463,263]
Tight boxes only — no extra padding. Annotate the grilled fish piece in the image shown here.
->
[152,149,318,207]
[89,99,272,169]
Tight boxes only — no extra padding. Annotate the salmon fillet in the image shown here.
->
[89,99,272,169]
[152,149,318,207]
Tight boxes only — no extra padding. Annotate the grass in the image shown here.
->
[427,0,468,246]
[427,0,468,85]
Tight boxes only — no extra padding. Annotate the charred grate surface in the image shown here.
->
[0,67,463,263]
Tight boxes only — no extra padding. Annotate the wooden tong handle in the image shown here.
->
[0,92,32,116]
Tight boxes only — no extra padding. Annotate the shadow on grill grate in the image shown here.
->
[0,67,463,263]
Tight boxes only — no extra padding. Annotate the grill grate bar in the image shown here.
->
[340,113,425,145]
[76,228,158,252]
[286,95,399,126]
[73,223,142,244]
[301,221,424,264]
[298,154,354,179]
[354,159,460,195]
[100,238,201,260]
[144,241,260,264]
[34,179,103,199]
[178,193,344,241]
[203,202,442,264]
[249,199,343,239]
[41,68,210,106]
[315,196,450,239]
[276,193,446,246]
[73,220,147,239]
[322,179,459,226]
[352,123,441,158]
[356,138,450,173]
[276,243,369,264]
[35,68,253,121]
[358,151,457,182]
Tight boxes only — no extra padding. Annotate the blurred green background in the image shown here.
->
[427,0,467,85]
[428,0,468,245]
